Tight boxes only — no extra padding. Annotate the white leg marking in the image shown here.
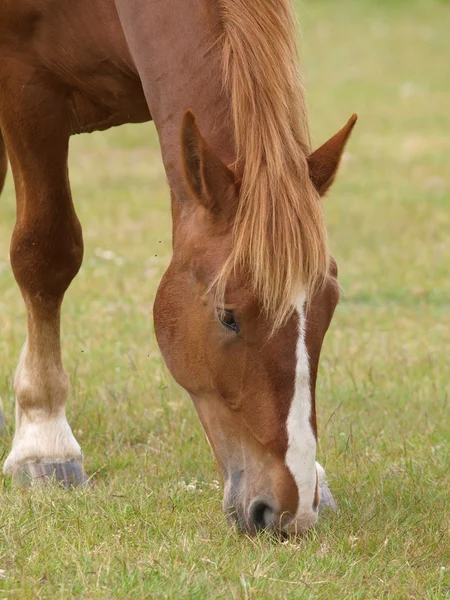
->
[285,294,318,528]
[3,323,81,474]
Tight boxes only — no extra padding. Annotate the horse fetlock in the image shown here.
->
[14,362,68,413]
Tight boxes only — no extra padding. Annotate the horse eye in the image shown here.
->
[217,309,240,333]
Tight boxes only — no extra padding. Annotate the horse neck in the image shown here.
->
[116,0,235,199]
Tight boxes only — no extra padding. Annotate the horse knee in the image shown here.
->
[10,213,83,302]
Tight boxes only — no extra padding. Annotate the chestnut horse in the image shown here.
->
[0,0,356,534]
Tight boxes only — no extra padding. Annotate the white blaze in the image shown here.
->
[285,294,319,526]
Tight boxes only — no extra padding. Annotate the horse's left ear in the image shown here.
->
[180,110,237,219]
[307,114,357,196]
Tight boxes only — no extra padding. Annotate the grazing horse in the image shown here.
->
[0,0,356,534]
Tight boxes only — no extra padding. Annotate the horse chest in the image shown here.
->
[0,0,151,134]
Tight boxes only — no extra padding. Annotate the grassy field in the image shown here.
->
[0,0,449,598]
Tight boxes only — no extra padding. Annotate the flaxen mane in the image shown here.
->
[217,0,329,326]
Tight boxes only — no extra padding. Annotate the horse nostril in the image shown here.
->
[248,497,277,532]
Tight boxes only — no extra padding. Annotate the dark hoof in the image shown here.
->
[0,400,5,436]
[319,482,338,512]
[13,460,88,488]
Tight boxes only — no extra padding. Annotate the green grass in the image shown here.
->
[0,0,449,597]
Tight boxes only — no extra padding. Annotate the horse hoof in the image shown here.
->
[13,460,88,488]
[0,400,5,436]
[319,482,338,512]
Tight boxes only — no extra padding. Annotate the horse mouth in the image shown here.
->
[224,488,291,535]
[222,481,336,536]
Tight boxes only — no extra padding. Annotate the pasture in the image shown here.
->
[0,0,449,597]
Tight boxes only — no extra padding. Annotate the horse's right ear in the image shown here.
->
[180,110,237,219]
[307,114,357,196]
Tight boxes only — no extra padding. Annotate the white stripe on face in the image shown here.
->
[285,294,318,522]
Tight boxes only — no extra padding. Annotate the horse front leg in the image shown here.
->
[1,78,85,485]
[0,130,8,435]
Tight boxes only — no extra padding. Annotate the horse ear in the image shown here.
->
[307,114,357,196]
[181,110,237,218]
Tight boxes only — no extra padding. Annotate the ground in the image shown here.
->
[0,0,449,598]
